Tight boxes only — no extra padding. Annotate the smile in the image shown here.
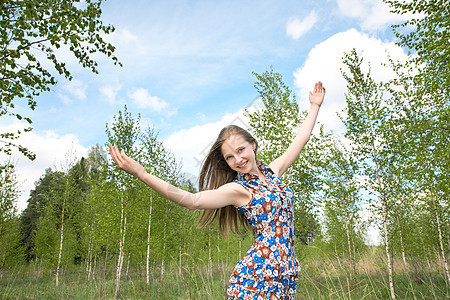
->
[238,161,248,168]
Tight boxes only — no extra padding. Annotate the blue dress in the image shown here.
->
[227,161,300,300]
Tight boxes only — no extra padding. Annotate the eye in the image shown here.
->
[238,147,245,152]
[225,155,232,161]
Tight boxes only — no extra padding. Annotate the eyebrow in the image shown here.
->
[222,142,248,157]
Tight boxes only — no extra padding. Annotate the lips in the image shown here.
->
[237,161,248,169]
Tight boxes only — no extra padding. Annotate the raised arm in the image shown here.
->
[269,81,325,177]
[108,145,249,210]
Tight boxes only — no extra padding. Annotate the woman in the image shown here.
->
[109,81,325,299]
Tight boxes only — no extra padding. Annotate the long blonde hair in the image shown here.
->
[198,125,258,237]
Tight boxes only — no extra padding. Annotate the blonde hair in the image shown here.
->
[197,125,257,237]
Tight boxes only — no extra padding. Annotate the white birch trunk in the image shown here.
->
[344,218,354,279]
[381,201,395,299]
[431,193,450,284]
[425,160,450,284]
[115,197,127,299]
[86,237,92,280]
[56,187,67,287]
[161,216,166,276]
[397,216,407,268]
[146,197,153,285]
[369,120,395,299]
[369,143,395,298]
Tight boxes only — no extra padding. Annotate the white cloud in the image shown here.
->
[286,11,319,40]
[105,28,147,55]
[336,0,411,31]
[56,79,88,105]
[0,121,88,212]
[99,83,123,105]
[128,88,168,112]
[293,28,408,133]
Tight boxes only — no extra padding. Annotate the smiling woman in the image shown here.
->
[109,81,325,299]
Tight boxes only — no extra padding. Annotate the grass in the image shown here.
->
[1,253,448,299]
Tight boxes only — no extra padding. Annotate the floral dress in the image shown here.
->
[227,161,301,300]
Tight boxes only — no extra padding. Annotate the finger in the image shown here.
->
[111,145,123,166]
[109,145,119,164]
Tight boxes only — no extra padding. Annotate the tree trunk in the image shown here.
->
[430,193,450,284]
[104,245,109,280]
[381,201,395,299]
[397,216,407,268]
[146,197,153,285]
[161,214,166,276]
[344,218,354,280]
[56,189,67,287]
[126,252,131,280]
[371,137,395,299]
[424,160,450,284]
[86,237,92,280]
[115,196,127,299]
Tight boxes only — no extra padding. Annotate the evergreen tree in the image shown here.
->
[0,161,25,268]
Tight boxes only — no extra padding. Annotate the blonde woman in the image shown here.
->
[109,81,325,299]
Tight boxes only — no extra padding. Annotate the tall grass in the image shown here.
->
[1,250,448,299]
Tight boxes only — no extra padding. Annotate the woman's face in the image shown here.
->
[221,134,257,174]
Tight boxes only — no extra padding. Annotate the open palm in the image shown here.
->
[309,81,325,107]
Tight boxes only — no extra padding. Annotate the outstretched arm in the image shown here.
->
[108,145,250,209]
[269,81,325,177]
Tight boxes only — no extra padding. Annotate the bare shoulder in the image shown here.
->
[218,182,251,207]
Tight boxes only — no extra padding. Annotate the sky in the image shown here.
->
[2,0,413,242]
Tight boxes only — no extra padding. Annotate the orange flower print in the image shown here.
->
[262,201,272,214]
[274,225,284,237]
[260,245,271,259]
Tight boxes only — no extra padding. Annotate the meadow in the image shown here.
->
[1,246,447,300]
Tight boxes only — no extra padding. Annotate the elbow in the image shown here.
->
[185,193,201,210]
[187,203,199,210]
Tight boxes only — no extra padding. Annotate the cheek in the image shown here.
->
[223,157,234,168]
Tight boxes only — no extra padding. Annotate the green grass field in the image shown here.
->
[1,252,448,299]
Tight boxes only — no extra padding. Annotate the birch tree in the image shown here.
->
[0,0,120,160]
[320,137,366,277]
[105,105,141,299]
[246,67,328,244]
[341,49,397,299]
[385,58,450,284]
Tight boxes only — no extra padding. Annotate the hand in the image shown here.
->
[109,145,146,179]
[309,81,325,107]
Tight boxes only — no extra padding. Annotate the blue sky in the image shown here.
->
[2,0,411,239]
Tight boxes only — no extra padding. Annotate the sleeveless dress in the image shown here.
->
[226,161,301,300]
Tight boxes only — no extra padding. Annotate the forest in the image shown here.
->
[1,0,449,299]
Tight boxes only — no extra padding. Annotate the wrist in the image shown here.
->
[135,168,147,181]
[310,103,321,109]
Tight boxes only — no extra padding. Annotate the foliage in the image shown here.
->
[19,168,62,261]
[0,161,25,268]
[245,67,332,245]
[0,0,120,160]
[319,136,367,257]
[385,0,450,93]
